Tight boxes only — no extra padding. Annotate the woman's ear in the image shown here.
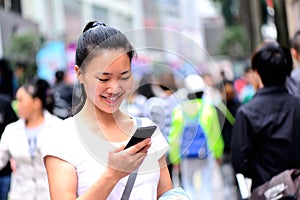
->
[74,65,81,80]
[33,97,42,110]
[252,69,263,89]
[291,48,300,62]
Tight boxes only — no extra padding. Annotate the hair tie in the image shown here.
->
[92,21,106,28]
[82,21,106,33]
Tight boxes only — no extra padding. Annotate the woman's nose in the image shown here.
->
[106,80,121,94]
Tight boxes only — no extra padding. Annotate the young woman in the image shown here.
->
[0,78,62,200]
[43,21,173,200]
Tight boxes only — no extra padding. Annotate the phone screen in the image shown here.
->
[124,125,157,149]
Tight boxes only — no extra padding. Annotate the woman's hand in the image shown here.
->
[106,138,151,180]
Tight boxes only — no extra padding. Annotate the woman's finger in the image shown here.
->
[126,138,151,153]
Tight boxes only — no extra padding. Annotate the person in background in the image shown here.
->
[286,30,300,99]
[234,65,259,104]
[0,59,14,100]
[0,94,18,200]
[169,74,224,199]
[216,80,240,200]
[231,41,300,192]
[125,75,152,117]
[52,70,73,119]
[202,73,222,106]
[0,78,62,200]
[42,21,177,200]
[143,72,181,185]
[13,62,27,94]
[290,30,300,80]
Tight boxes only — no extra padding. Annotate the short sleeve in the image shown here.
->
[41,118,79,166]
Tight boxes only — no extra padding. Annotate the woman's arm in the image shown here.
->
[157,155,173,198]
[45,138,151,200]
[45,156,121,200]
[0,130,11,170]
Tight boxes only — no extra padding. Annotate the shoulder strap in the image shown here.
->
[216,101,235,125]
[121,171,137,200]
[121,117,142,200]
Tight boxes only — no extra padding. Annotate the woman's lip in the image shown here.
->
[103,94,122,105]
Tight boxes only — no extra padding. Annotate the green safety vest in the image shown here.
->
[168,98,224,165]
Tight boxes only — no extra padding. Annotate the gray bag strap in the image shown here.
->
[120,118,142,200]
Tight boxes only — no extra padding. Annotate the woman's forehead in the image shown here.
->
[87,50,131,72]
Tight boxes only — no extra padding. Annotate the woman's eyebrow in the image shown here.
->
[95,70,130,76]
[120,70,130,75]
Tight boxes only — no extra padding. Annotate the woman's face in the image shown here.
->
[77,49,133,114]
[16,87,40,119]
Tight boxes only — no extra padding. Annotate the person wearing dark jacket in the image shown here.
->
[231,41,300,191]
[0,94,18,200]
[0,59,14,99]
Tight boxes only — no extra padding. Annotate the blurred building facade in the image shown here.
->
[286,0,300,39]
[0,0,224,62]
[0,0,299,75]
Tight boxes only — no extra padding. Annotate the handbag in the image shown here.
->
[250,169,300,200]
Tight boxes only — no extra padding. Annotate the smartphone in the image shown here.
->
[124,125,157,149]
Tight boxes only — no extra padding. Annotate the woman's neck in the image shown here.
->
[78,102,134,142]
[26,111,45,128]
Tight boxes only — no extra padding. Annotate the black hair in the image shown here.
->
[291,30,300,53]
[0,58,9,70]
[23,78,54,113]
[75,21,136,69]
[187,91,203,100]
[55,70,65,83]
[251,41,293,87]
[72,21,136,115]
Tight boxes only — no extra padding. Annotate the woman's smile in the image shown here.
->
[102,92,124,105]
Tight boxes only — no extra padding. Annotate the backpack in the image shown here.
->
[180,105,209,159]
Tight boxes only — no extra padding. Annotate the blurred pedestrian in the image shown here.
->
[231,41,300,192]
[202,73,222,106]
[234,65,259,104]
[290,30,300,79]
[13,62,27,94]
[0,58,14,100]
[169,74,225,200]
[52,70,73,119]
[0,94,18,200]
[42,21,179,199]
[286,30,300,99]
[143,72,181,185]
[0,78,62,200]
[216,80,240,200]
[125,75,151,117]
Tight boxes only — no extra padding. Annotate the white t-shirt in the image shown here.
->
[42,116,169,199]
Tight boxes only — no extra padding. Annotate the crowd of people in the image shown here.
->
[0,20,300,200]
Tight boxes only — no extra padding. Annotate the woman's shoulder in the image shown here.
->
[137,116,154,126]
[45,116,77,140]
[41,116,83,165]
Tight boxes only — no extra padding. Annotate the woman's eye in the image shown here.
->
[121,73,131,80]
[121,76,130,80]
[96,77,109,82]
